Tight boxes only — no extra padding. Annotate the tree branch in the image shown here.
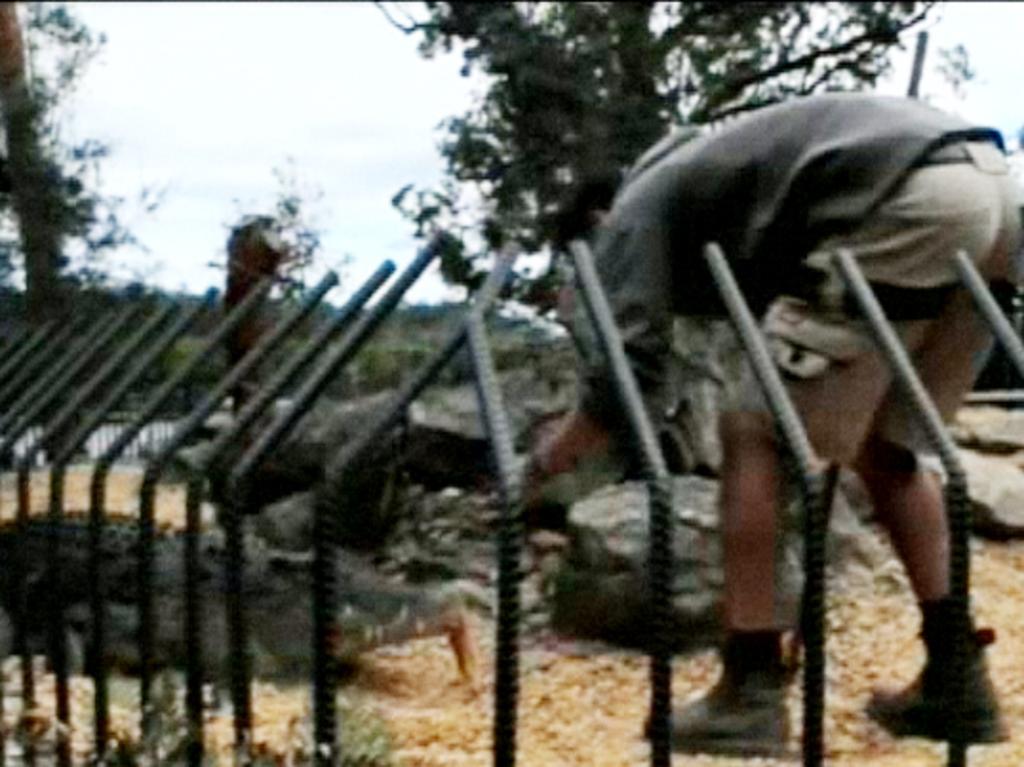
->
[714,4,933,98]
[374,2,425,34]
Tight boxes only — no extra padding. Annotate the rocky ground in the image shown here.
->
[5,404,1024,765]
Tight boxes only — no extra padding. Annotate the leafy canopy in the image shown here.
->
[380,1,934,308]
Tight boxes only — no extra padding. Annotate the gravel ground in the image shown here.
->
[3,468,1024,765]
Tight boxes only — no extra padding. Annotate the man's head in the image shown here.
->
[552,169,621,251]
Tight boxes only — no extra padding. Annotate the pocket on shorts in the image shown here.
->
[766,337,832,379]
[762,296,872,380]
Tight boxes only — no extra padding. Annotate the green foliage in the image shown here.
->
[380,1,935,309]
[0,2,161,292]
[935,43,975,99]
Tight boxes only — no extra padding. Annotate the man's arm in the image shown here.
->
[526,215,677,506]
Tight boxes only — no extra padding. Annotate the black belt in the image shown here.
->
[844,283,956,320]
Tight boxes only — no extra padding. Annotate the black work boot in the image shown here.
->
[867,598,1006,743]
[666,631,793,757]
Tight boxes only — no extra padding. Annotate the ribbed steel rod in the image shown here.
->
[954,251,1024,378]
[304,248,515,766]
[75,283,266,750]
[465,300,525,767]
[2,303,177,763]
[567,239,674,767]
[39,304,181,468]
[0,319,48,385]
[0,324,38,377]
[8,303,171,761]
[0,321,56,396]
[133,271,337,767]
[8,308,135,767]
[834,250,972,767]
[228,243,439,767]
[168,263,393,767]
[0,310,130,458]
[705,242,834,767]
[0,314,124,453]
[0,321,70,414]
[229,240,441,486]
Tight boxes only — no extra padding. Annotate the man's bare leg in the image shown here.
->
[852,437,949,601]
[719,411,783,629]
[665,411,792,756]
[853,436,1004,741]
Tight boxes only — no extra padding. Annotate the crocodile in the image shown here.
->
[0,514,482,686]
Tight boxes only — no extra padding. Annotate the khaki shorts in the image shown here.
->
[739,142,1023,465]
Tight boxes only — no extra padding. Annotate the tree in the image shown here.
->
[0,3,152,321]
[379,1,936,309]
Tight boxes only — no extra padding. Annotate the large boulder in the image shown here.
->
[958,448,1024,540]
[951,406,1024,455]
[549,473,889,652]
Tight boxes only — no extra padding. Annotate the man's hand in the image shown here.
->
[525,409,612,511]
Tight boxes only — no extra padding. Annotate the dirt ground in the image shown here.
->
[3,466,1024,766]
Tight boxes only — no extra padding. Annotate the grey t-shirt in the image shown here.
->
[578,93,1004,429]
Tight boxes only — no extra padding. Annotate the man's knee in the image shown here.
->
[720,411,776,446]
[854,436,920,478]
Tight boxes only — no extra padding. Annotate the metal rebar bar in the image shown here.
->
[465,309,523,767]
[68,283,265,752]
[11,302,179,762]
[0,324,39,377]
[0,322,79,416]
[833,250,971,767]
[223,243,438,767]
[166,263,393,767]
[132,271,338,767]
[954,251,1024,378]
[3,301,175,759]
[184,475,205,767]
[86,307,205,761]
[14,467,37,767]
[302,248,515,767]
[0,314,124,453]
[567,239,674,767]
[0,321,60,413]
[0,310,134,461]
[228,241,440,490]
[703,242,836,766]
[7,308,135,767]
[38,307,161,767]
[0,319,49,385]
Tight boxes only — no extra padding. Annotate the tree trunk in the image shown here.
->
[0,2,66,323]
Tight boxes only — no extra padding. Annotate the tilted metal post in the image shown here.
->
[152,262,396,767]
[0,321,65,414]
[568,239,676,767]
[78,281,270,752]
[299,249,514,766]
[704,242,837,767]
[834,250,972,767]
[9,300,190,762]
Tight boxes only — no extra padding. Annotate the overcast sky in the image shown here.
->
[56,2,1024,303]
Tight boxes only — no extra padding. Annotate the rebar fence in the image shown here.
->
[0,236,1019,767]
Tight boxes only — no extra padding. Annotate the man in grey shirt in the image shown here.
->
[530,93,1022,756]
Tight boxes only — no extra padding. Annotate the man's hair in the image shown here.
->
[0,155,11,194]
[551,169,621,251]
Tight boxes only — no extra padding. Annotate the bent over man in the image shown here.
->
[530,93,1022,756]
